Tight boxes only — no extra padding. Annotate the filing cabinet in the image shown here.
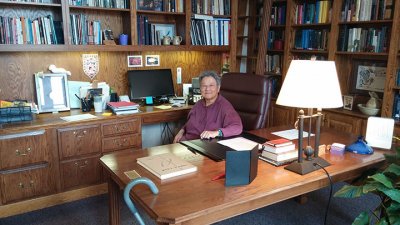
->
[57,124,102,190]
[0,130,56,204]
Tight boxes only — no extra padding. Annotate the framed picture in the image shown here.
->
[127,55,143,67]
[343,95,354,110]
[350,60,386,95]
[153,23,175,38]
[136,0,163,11]
[34,73,70,113]
[145,55,160,66]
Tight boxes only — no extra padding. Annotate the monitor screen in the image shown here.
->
[127,69,175,100]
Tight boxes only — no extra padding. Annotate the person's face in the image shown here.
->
[200,76,220,101]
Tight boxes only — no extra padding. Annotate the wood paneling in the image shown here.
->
[0,51,223,101]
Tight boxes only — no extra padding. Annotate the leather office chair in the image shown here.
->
[220,72,275,131]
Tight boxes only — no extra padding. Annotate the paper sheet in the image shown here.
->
[218,137,260,151]
[154,105,172,110]
[60,114,97,122]
[366,117,394,149]
[272,129,314,140]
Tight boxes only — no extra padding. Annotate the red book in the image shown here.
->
[264,138,293,147]
[107,101,139,110]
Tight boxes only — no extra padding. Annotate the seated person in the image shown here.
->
[173,71,243,142]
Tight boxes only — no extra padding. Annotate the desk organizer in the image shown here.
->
[0,106,33,123]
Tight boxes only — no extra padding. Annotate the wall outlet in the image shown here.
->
[177,67,182,84]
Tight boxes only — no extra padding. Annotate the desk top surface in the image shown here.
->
[0,105,191,134]
[100,126,386,225]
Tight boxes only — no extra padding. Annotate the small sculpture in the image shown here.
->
[366,91,381,109]
[48,64,71,76]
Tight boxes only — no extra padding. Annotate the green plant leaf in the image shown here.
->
[352,211,369,225]
[387,202,400,213]
[384,163,400,176]
[370,173,394,189]
[377,220,389,225]
[363,182,384,193]
[378,188,400,204]
[335,185,364,198]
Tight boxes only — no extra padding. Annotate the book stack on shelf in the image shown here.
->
[259,138,297,166]
[107,101,139,115]
[137,152,197,180]
[137,0,184,13]
[69,0,127,9]
[294,0,331,25]
[191,0,230,15]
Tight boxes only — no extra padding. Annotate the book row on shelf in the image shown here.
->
[337,26,389,53]
[270,5,286,26]
[294,29,329,51]
[8,0,56,3]
[0,16,63,45]
[136,15,176,45]
[70,14,103,45]
[191,0,230,16]
[190,16,230,46]
[294,0,331,25]
[341,0,393,22]
[266,54,282,74]
[69,0,127,9]
[137,0,184,13]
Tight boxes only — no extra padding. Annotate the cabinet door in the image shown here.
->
[323,112,363,134]
[0,166,56,204]
[60,157,101,190]
[0,130,48,170]
[268,102,296,127]
[58,125,101,160]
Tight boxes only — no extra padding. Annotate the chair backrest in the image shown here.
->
[220,72,274,131]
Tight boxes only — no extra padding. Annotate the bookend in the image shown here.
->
[225,146,258,186]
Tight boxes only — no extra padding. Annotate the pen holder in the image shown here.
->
[81,99,91,112]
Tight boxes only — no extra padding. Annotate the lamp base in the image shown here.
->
[284,157,330,175]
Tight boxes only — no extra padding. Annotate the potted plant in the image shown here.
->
[334,148,400,225]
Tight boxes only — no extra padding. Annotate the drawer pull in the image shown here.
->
[15,147,31,156]
[18,181,34,189]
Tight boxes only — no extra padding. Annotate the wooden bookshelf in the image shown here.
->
[231,0,400,135]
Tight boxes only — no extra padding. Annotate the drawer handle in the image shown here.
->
[15,147,31,156]
[18,181,34,189]
[79,161,88,169]
[76,130,88,138]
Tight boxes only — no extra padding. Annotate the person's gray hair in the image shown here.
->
[199,71,221,86]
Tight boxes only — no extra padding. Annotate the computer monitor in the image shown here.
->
[127,69,175,102]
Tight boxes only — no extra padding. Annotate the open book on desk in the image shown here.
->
[137,153,197,180]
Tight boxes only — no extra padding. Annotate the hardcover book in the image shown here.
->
[264,138,293,147]
[137,153,197,180]
[261,149,297,162]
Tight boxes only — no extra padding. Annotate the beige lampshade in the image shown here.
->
[276,60,343,109]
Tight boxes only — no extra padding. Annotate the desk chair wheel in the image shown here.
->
[123,177,159,225]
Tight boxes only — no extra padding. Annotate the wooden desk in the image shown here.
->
[100,126,386,225]
[0,105,190,218]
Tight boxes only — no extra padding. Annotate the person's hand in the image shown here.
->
[200,130,219,139]
[173,129,185,143]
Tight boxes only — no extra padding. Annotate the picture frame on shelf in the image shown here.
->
[127,55,143,67]
[343,95,354,110]
[137,0,163,11]
[350,60,386,96]
[145,55,160,66]
[153,23,175,37]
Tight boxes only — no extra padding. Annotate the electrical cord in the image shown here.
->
[314,162,333,225]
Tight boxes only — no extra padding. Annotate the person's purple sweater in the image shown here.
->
[181,95,243,141]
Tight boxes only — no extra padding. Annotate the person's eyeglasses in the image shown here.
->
[200,84,216,90]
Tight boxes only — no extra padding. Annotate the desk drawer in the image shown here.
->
[142,110,189,124]
[102,134,141,153]
[102,119,140,136]
[0,165,56,204]
[58,125,101,160]
[0,130,48,170]
[60,156,101,190]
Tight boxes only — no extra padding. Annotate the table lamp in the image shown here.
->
[276,60,343,175]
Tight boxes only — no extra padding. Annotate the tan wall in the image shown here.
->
[0,51,224,101]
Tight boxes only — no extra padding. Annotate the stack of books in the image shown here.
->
[107,101,139,115]
[259,138,297,166]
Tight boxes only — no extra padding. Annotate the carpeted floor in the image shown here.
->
[0,182,379,225]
